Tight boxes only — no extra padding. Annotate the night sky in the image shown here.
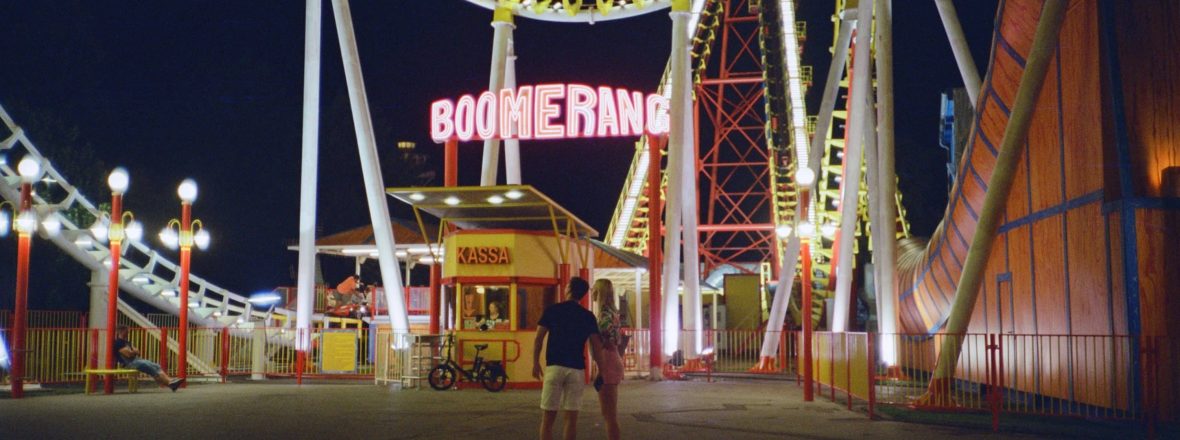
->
[0,1,995,312]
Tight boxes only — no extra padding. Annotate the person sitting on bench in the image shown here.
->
[114,325,184,392]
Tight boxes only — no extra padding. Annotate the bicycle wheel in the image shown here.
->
[428,364,458,391]
[479,364,507,392]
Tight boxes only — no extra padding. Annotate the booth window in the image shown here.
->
[516,284,556,330]
[462,285,509,331]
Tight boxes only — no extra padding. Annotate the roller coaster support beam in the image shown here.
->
[804,18,852,179]
[660,0,692,358]
[832,0,873,333]
[295,0,322,384]
[873,0,899,365]
[503,42,522,185]
[934,0,982,107]
[331,0,410,336]
[756,10,853,370]
[919,0,1066,406]
[480,7,515,186]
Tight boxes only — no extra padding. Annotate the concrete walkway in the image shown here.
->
[0,379,1075,439]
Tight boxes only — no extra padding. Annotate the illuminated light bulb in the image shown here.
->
[795,167,815,187]
[821,222,838,238]
[504,189,524,200]
[775,224,792,238]
[18,157,41,184]
[161,289,178,298]
[189,301,200,308]
[125,220,144,242]
[487,195,505,205]
[178,179,198,203]
[0,210,10,237]
[107,167,130,193]
[193,229,211,250]
[798,221,816,237]
[159,227,180,249]
[443,196,460,206]
[408,193,426,202]
[41,214,62,237]
[395,250,408,258]
[15,211,36,234]
[90,220,109,243]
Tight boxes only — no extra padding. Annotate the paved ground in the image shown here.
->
[0,378,1154,439]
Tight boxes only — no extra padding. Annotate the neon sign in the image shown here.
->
[431,84,670,142]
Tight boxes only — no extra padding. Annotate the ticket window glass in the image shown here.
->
[461,285,510,331]
[516,284,557,330]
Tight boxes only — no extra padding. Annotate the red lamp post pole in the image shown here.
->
[802,240,814,402]
[177,202,192,385]
[11,181,33,398]
[647,135,665,373]
[104,191,123,395]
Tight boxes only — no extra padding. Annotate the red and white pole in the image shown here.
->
[177,201,192,385]
[802,241,814,402]
[104,191,123,395]
[11,180,33,398]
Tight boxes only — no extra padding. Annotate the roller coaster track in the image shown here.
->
[0,104,299,364]
[607,0,913,328]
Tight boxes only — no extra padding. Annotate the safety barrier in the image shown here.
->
[0,310,88,329]
[3,326,395,385]
[797,332,1170,430]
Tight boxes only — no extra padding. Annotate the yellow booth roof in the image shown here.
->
[386,185,599,238]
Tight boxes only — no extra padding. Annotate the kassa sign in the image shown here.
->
[431,84,669,142]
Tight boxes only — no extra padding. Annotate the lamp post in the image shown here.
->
[158,179,209,385]
[3,156,61,398]
[92,167,144,394]
[798,220,816,402]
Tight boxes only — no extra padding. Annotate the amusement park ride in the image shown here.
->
[0,0,1177,421]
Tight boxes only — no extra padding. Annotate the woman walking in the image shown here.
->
[592,279,628,440]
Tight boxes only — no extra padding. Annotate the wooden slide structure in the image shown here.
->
[895,0,1179,418]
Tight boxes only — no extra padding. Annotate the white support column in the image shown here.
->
[804,20,852,188]
[330,0,410,335]
[934,0,981,106]
[503,41,523,185]
[88,269,110,367]
[831,0,873,333]
[680,58,702,357]
[661,5,691,356]
[251,327,267,380]
[295,0,322,355]
[874,0,899,365]
[759,235,800,358]
[634,268,643,330]
[481,9,515,186]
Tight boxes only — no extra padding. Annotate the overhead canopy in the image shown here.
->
[286,217,439,257]
[386,185,599,238]
[588,239,647,269]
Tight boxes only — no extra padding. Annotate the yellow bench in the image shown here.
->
[84,368,141,394]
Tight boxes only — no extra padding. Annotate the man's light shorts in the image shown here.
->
[540,365,586,411]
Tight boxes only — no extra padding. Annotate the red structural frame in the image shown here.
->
[695,0,776,276]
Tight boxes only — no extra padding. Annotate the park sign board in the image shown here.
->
[455,246,511,265]
[430,84,670,142]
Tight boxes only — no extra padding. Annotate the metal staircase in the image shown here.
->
[0,103,302,359]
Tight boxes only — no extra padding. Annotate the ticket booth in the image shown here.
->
[388,185,597,388]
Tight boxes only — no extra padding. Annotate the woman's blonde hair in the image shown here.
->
[593,279,617,312]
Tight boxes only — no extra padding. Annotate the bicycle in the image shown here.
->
[427,332,508,392]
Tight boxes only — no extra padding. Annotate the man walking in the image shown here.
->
[533,277,603,440]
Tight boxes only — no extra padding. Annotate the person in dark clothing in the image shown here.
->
[113,325,184,392]
[532,277,603,440]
